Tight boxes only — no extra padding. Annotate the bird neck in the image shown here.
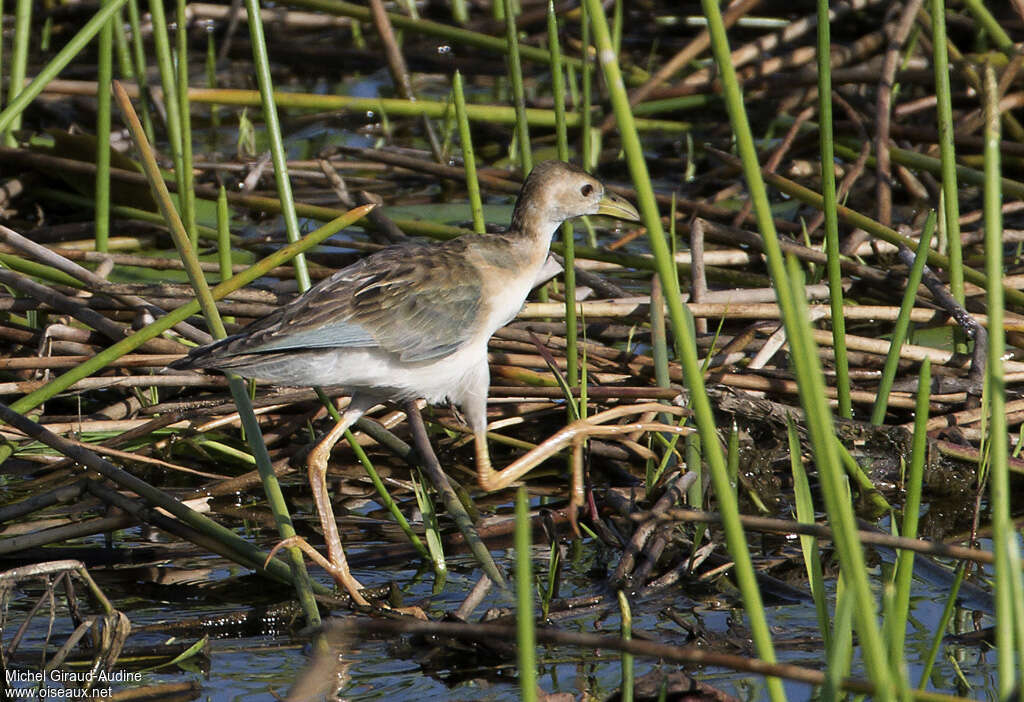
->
[464,225,555,283]
[509,203,562,247]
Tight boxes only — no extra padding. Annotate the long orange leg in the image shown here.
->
[475,402,692,501]
[304,396,375,606]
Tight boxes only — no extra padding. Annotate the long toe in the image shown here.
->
[266,535,371,607]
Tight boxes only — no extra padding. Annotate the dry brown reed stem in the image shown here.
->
[694,217,889,282]
[598,0,762,132]
[92,284,278,302]
[875,0,926,228]
[649,8,887,101]
[639,506,1023,571]
[335,145,523,193]
[710,369,919,408]
[805,329,1024,374]
[0,297,273,319]
[366,0,441,160]
[0,225,211,344]
[0,269,185,354]
[913,397,1024,433]
[0,515,137,555]
[0,245,316,279]
[186,2,353,29]
[689,220,707,335]
[0,375,227,396]
[0,417,192,436]
[324,618,964,699]
[70,441,230,479]
[521,300,998,327]
[146,402,300,452]
[0,354,181,370]
[608,473,696,588]
[730,103,818,228]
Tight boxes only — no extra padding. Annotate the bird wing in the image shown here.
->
[233,243,484,363]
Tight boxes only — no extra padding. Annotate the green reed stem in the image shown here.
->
[450,0,468,25]
[788,417,830,651]
[411,470,447,577]
[95,7,113,253]
[169,86,687,131]
[216,187,233,281]
[125,0,156,143]
[0,0,129,135]
[784,253,892,697]
[585,0,784,698]
[816,0,849,419]
[823,578,854,698]
[3,0,30,145]
[632,94,715,116]
[585,0,790,695]
[888,358,929,683]
[916,562,964,688]
[115,81,321,624]
[451,71,484,234]
[111,6,133,81]
[703,0,894,695]
[611,0,622,55]
[147,0,187,210]
[216,187,234,326]
[515,487,537,702]
[579,1,595,172]
[930,0,963,328]
[176,0,197,247]
[959,0,1013,52]
[618,589,634,702]
[547,2,577,389]
[243,0,311,291]
[503,0,532,173]
[205,26,219,133]
[982,63,1021,697]
[870,212,936,426]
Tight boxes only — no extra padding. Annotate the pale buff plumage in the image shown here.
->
[173,160,640,603]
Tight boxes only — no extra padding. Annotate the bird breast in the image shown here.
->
[470,239,551,338]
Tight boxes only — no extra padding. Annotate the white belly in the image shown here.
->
[236,341,490,407]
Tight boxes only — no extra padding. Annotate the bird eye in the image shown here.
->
[581,183,594,197]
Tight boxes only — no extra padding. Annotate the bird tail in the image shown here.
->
[167,334,241,371]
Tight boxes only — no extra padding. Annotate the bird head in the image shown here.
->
[510,160,641,235]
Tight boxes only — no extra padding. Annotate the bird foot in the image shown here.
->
[266,535,371,607]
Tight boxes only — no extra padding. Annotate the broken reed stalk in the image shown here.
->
[113,80,320,625]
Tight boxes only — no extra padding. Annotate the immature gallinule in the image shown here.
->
[172,160,640,603]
